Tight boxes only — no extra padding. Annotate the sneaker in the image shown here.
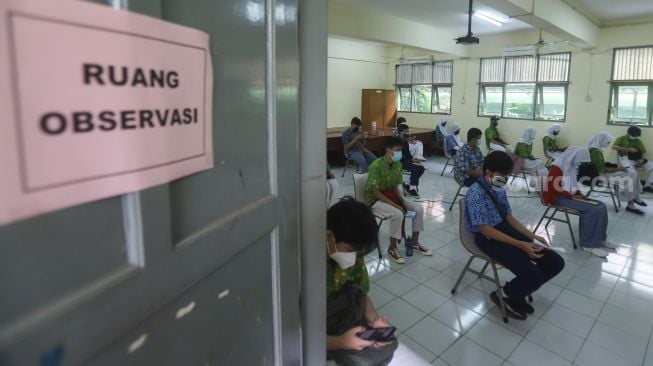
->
[601,241,619,249]
[387,248,405,264]
[489,291,527,320]
[407,189,420,198]
[583,247,608,258]
[412,244,433,256]
[512,299,535,314]
[635,200,648,207]
[626,206,645,216]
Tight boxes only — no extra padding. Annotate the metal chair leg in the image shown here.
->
[534,207,550,233]
[564,211,577,249]
[449,185,463,211]
[545,208,557,229]
[523,172,531,194]
[490,263,508,323]
[441,158,451,176]
[479,261,490,277]
[451,255,474,295]
[610,187,619,212]
[341,163,347,178]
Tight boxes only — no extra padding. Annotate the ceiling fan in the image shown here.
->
[455,0,479,45]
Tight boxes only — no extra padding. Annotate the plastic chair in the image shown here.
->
[532,173,580,249]
[451,199,532,324]
[440,138,454,176]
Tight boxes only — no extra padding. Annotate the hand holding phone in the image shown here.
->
[357,326,397,343]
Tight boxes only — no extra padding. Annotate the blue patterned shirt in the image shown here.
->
[454,143,484,185]
[465,179,512,232]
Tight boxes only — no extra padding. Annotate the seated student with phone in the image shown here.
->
[543,147,613,258]
[465,151,565,320]
[326,198,430,366]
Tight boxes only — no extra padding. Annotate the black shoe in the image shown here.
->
[626,206,645,216]
[644,186,653,194]
[407,189,420,197]
[512,299,535,314]
[490,291,527,320]
[635,200,648,207]
[403,183,410,192]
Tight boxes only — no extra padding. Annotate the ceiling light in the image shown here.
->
[473,11,502,26]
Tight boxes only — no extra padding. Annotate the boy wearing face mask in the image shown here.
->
[485,116,513,154]
[366,138,432,264]
[612,126,653,194]
[397,124,425,197]
[342,117,377,173]
[326,198,430,366]
[465,151,565,320]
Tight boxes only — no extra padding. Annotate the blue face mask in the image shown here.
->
[392,151,402,162]
[628,135,639,141]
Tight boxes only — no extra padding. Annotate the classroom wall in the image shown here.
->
[391,24,653,161]
[327,37,394,127]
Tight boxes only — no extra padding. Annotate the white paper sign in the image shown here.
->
[0,0,214,224]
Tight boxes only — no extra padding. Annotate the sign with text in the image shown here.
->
[0,0,214,224]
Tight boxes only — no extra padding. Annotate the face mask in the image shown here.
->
[490,175,507,191]
[392,151,402,162]
[628,135,638,141]
[353,127,360,133]
[491,122,498,127]
[328,242,357,269]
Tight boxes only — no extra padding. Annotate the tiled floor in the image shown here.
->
[332,156,653,366]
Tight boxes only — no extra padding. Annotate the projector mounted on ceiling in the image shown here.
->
[455,0,479,45]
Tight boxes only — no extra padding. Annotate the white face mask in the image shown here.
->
[327,241,357,269]
[491,175,508,192]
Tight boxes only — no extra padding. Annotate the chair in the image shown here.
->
[341,151,359,178]
[532,174,579,249]
[448,158,467,211]
[586,179,621,213]
[508,156,531,194]
[451,199,530,324]
[440,138,454,176]
[543,145,554,168]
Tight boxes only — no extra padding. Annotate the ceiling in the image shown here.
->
[337,0,532,36]
[338,0,653,35]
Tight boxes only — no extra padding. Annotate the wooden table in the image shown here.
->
[327,127,437,166]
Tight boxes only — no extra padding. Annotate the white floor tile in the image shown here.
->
[369,284,395,308]
[565,276,613,302]
[398,334,437,363]
[402,285,449,314]
[554,289,604,319]
[441,337,503,366]
[377,298,426,332]
[575,340,640,366]
[431,301,483,334]
[586,321,648,365]
[598,303,653,339]
[398,261,439,283]
[375,271,420,297]
[418,254,455,272]
[450,285,495,316]
[423,273,468,297]
[405,316,461,356]
[540,303,595,338]
[525,320,584,361]
[508,339,571,366]
[466,317,522,358]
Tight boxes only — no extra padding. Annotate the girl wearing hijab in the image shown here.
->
[514,127,549,185]
[543,124,567,160]
[588,131,647,216]
[435,118,449,148]
[444,122,464,156]
[543,147,611,257]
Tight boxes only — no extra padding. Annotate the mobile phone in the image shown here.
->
[358,327,396,342]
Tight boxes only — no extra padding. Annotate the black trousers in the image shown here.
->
[404,162,425,186]
[475,221,565,299]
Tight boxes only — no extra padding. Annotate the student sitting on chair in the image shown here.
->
[326,198,430,366]
[454,128,484,187]
[397,124,425,197]
[543,147,614,258]
[485,116,513,153]
[543,123,567,160]
[445,122,464,156]
[365,137,432,264]
[435,118,449,147]
[396,117,426,161]
[514,127,549,187]
[465,151,565,320]
[612,126,653,194]
[588,131,647,216]
[342,117,377,173]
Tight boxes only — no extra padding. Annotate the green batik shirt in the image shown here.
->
[365,157,402,206]
[613,136,646,157]
[543,136,558,152]
[515,142,533,159]
[589,148,619,173]
[485,126,499,147]
[326,254,370,298]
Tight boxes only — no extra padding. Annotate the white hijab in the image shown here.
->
[552,146,590,193]
[447,122,464,148]
[438,118,449,137]
[545,124,562,139]
[518,127,538,145]
[587,131,614,150]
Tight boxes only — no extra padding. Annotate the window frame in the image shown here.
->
[394,61,454,115]
[477,53,571,122]
[607,46,653,127]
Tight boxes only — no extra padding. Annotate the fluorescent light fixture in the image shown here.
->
[473,11,502,26]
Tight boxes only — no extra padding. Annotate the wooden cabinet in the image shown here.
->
[361,89,397,132]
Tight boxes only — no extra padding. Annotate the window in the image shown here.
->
[478,53,570,121]
[395,61,453,114]
[608,46,653,126]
